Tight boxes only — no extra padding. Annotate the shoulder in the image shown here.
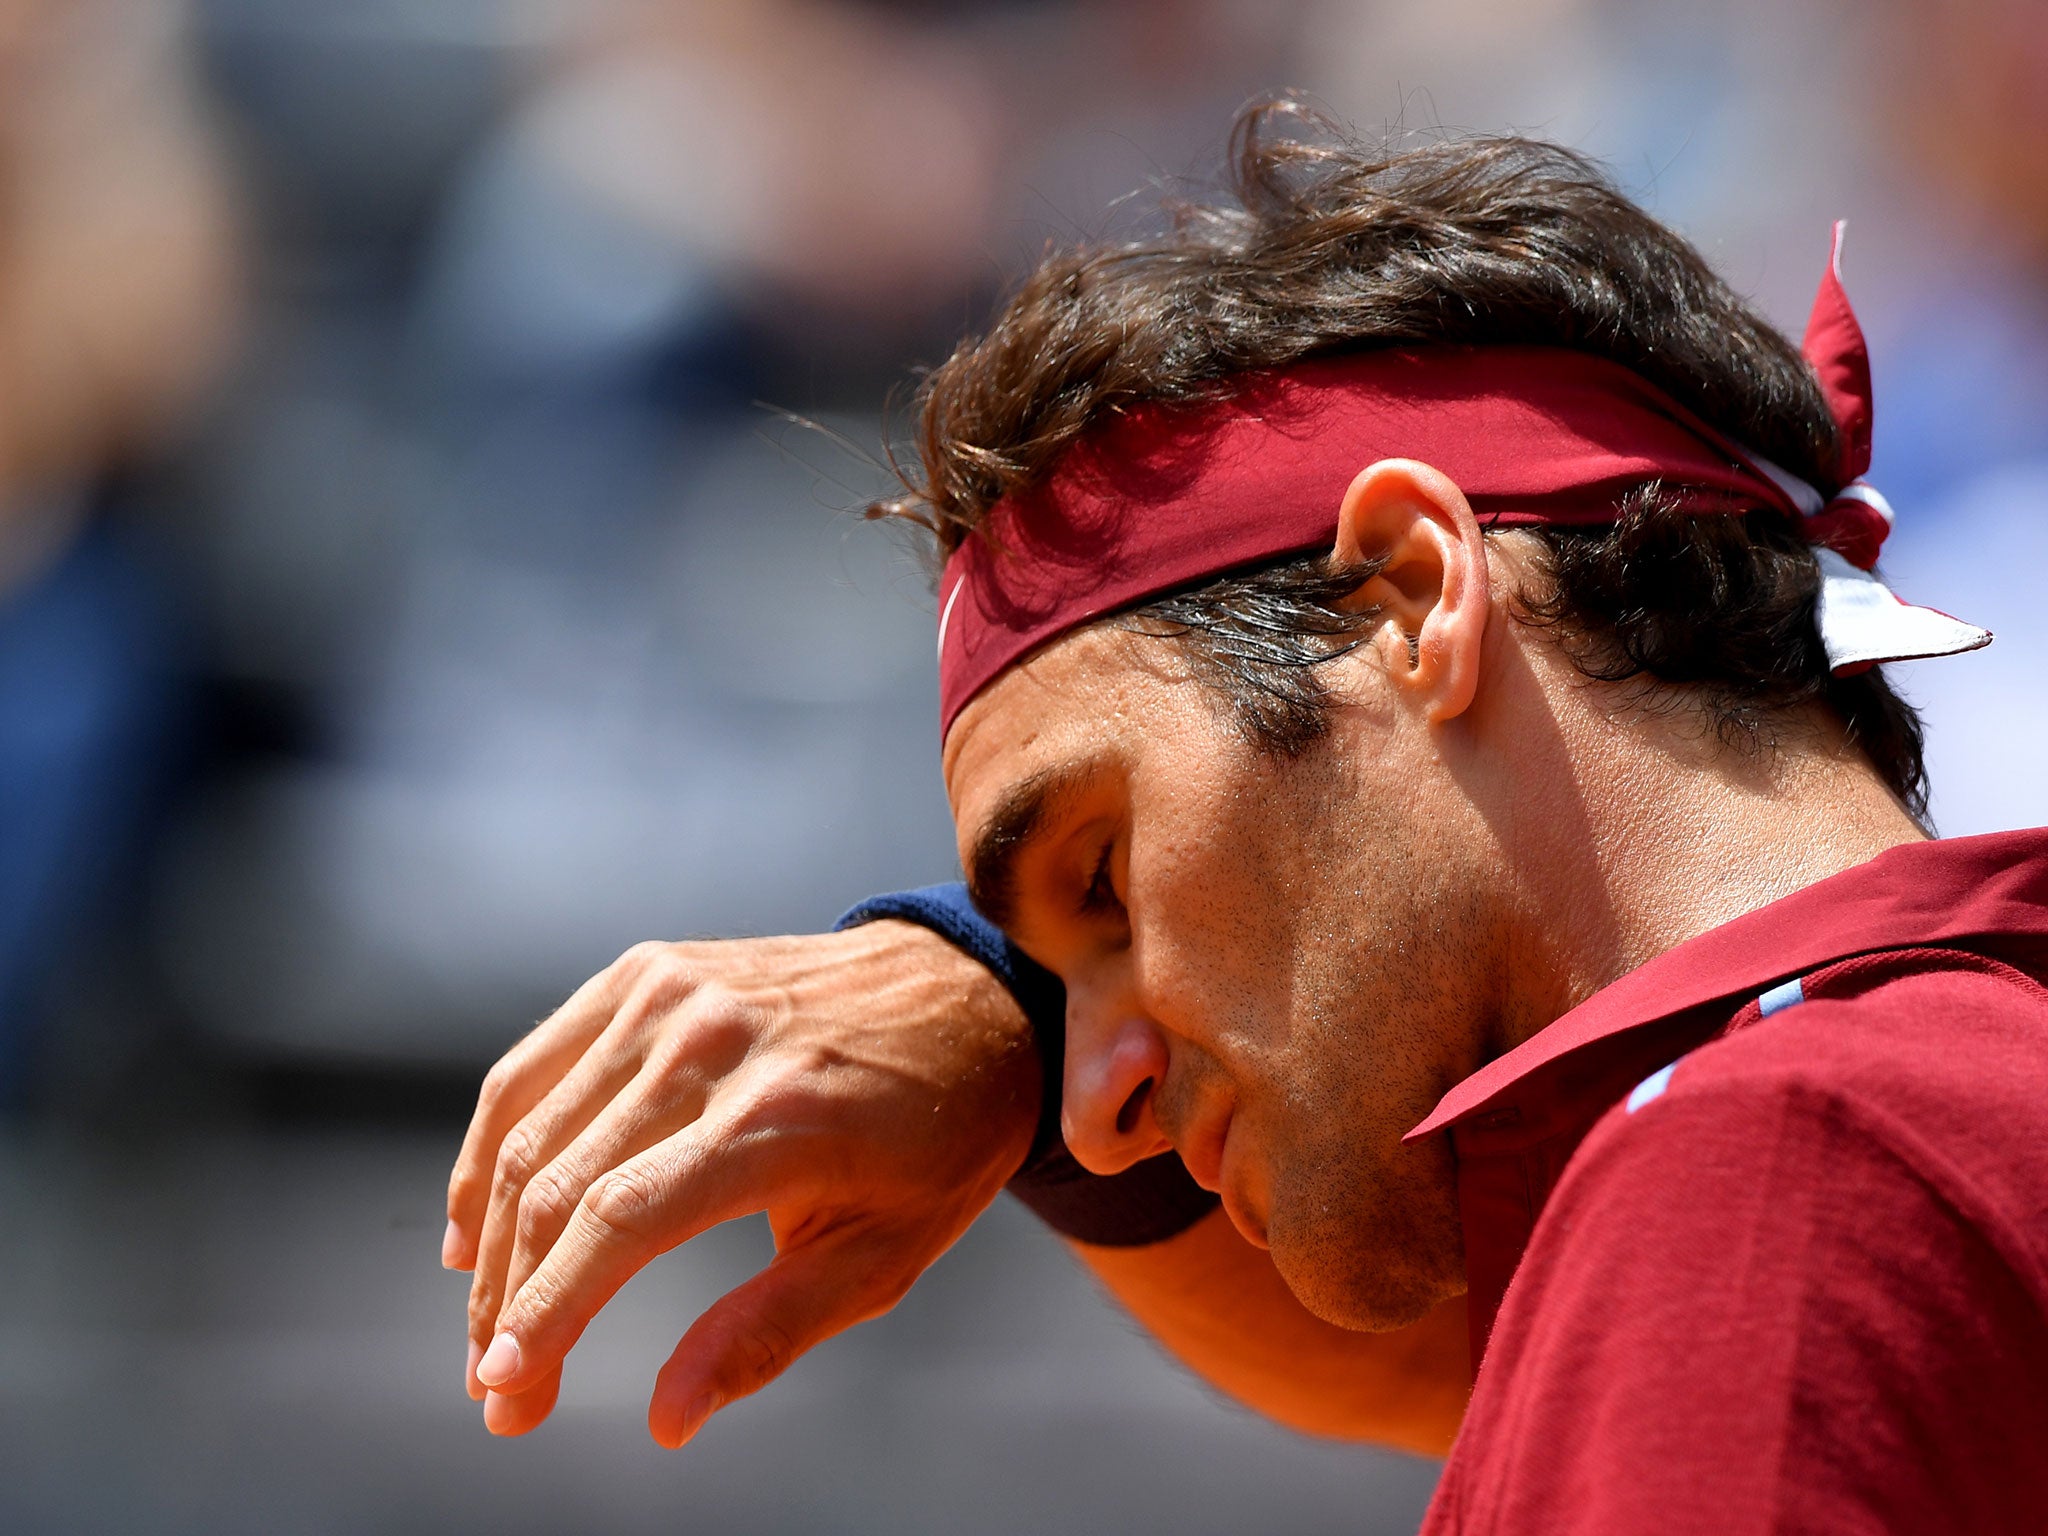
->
[1450,952,2048,1536]
[1583,946,2048,1252]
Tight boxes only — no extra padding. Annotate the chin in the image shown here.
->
[1265,1180,1463,1332]
[1277,1243,1450,1331]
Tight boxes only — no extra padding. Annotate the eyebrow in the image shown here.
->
[964,761,1100,933]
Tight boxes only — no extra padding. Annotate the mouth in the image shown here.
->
[1178,1107,1270,1249]
[1178,1105,1230,1194]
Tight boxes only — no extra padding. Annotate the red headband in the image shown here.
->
[935,225,1960,738]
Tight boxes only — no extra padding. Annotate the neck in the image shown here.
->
[1485,662,1925,1055]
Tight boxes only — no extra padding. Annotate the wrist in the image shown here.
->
[835,918,1041,1177]
[836,884,1064,1165]
[837,885,1218,1246]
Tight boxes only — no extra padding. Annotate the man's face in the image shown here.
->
[944,622,1499,1329]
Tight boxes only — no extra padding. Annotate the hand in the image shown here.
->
[442,921,1039,1444]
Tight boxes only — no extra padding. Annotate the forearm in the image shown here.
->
[1076,1207,1470,1457]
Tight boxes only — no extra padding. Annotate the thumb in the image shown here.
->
[648,1221,919,1449]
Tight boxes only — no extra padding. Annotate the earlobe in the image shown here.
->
[1331,458,1489,724]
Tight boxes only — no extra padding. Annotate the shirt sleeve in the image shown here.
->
[1430,1028,2048,1536]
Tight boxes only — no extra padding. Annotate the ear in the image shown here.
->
[1331,458,1489,724]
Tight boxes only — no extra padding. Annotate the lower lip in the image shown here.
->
[1220,1186,1269,1249]
[1211,1121,1269,1248]
[1186,1113,1230,1193]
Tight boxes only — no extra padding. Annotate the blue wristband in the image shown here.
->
[836,883,1218,1246]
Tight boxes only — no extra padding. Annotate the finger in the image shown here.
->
[474,1125,780,1399]
[483,1365,563,1438]
[647,1222,916,1449]
[446,957,639,1270]
[465,951,751,1341]
[495,1059,712,1339]
[465,1036,649,1375]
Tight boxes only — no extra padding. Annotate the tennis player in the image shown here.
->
[445,103,2046,1532]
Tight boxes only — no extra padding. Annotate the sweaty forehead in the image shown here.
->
[945,622,1212,870]
[943,629,1127,825]
[941,613,1207,786]
[941,648,1122,930]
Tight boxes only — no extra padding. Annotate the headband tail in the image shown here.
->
[1814,548,1991,675]
[1802,220,1875,485]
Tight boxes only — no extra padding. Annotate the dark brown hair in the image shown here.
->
[874,100,1927,816]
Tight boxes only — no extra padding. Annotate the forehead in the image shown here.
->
[942,624,1186,833]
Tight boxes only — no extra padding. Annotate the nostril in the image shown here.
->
[1115,1078,1155,1138]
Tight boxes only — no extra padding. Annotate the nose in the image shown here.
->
[1061,986,1174,1177]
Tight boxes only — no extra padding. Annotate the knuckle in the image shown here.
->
[630,943,696,995]
[619,939,668,972]
[583,1165,663,1242]
[467,1282,499,1334]
[610,949,711,1037]
[869,1265,919,1315]
[651,962,713,1017]
[781,1043,845,1085]
[733,1056,837,1128]
[733,1316,801,1385]
[686,975,734,1009]
[644,1029,711,1090]
[475,1061,517,1115]
[508,1266,563,1324]
[693,993,777,1066]
[516,1166,575,1243]
[495,1126,542,1195]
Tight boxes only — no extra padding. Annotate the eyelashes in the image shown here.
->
[1078,838,1121,916]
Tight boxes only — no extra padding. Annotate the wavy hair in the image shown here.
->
[872,100,1927,816]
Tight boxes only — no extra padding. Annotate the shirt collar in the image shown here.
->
[1404,827,2048,1144]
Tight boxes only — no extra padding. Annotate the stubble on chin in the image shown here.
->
[1265,1128,1466,1331]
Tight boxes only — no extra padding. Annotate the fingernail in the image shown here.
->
[441,1220,464,1269]
[466,1339,484,1400]
[476,1331,520,1388]
[677,1392,718,1446]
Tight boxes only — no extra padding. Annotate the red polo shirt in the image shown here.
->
[1413,827,2048,1535]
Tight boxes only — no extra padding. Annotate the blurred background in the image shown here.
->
[0,1,2042,1532]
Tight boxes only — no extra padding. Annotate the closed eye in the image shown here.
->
[1079,838,1120,916]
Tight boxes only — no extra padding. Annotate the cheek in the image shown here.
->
[1126,836,1297,1062]
[1127,782,1348,1059]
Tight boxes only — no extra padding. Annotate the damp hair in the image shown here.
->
[871,98,1927,818]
